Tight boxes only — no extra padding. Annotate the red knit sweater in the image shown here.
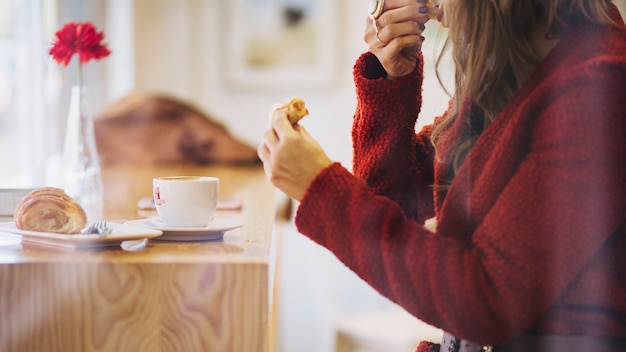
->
[295,8,626,348]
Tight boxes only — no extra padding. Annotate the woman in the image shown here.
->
[258,0,626,350]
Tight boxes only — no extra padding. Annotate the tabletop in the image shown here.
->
[0,164,279,352]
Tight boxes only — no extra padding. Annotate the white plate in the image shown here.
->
[0,221,163,250]
[125,217,243,241]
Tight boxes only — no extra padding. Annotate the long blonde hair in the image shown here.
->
[430,0,617,177]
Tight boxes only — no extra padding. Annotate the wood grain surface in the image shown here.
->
[0,165,278,352]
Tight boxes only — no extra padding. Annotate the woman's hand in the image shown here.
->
[365,0,432,79]
[258,110,333,201]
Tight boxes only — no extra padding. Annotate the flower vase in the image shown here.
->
[62,85,103,219]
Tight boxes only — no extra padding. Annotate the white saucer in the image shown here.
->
[125,218,243,241]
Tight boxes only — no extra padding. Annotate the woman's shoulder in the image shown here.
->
[528,18,626,99]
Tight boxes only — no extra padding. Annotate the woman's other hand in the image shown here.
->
[365,0,431,79]
[258,110,333,201]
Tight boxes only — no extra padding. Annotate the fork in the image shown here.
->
[94,221,112,236]
[82,221,111,236]
[81,222,99,234]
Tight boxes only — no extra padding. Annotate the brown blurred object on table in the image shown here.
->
[95,91,260,166]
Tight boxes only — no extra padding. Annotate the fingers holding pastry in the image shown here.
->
[260,97,333,201]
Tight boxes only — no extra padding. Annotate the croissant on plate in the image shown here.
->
[14,187,87,234]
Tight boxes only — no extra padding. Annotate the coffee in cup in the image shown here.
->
[152,176,219,227]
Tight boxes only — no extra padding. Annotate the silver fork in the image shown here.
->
[82,221,111,236]
[81,222,99,234]
[94,221,112,236]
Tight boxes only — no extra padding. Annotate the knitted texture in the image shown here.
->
[416,341,439,352]
[296,7,626,348]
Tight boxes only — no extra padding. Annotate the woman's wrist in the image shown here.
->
[356,52,421,81]
[358,52,389,80]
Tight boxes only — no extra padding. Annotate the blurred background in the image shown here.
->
[1,1,624,351]
[0,0,455,187]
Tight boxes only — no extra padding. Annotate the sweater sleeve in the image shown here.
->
[352,52,437,223]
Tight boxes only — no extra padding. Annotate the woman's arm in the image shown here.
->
[295,47,626,344]
[352,52,438,222]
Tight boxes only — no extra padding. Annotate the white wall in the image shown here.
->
[127,0,450,170]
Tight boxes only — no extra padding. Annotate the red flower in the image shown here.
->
[49,22,111,66]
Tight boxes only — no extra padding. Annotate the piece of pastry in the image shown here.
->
[271,97,309,125]
[14,187,87,234]
[426,0,440,20]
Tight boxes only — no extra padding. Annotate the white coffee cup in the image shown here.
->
[152,176,219,227]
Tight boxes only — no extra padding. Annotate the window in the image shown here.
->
[0,0,61,187]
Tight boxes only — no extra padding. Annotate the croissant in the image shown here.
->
[14,187,87,234]
[271,97,309,125]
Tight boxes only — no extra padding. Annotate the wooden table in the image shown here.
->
[0,164,278,352]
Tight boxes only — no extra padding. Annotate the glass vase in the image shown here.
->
[62,85,103,219]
